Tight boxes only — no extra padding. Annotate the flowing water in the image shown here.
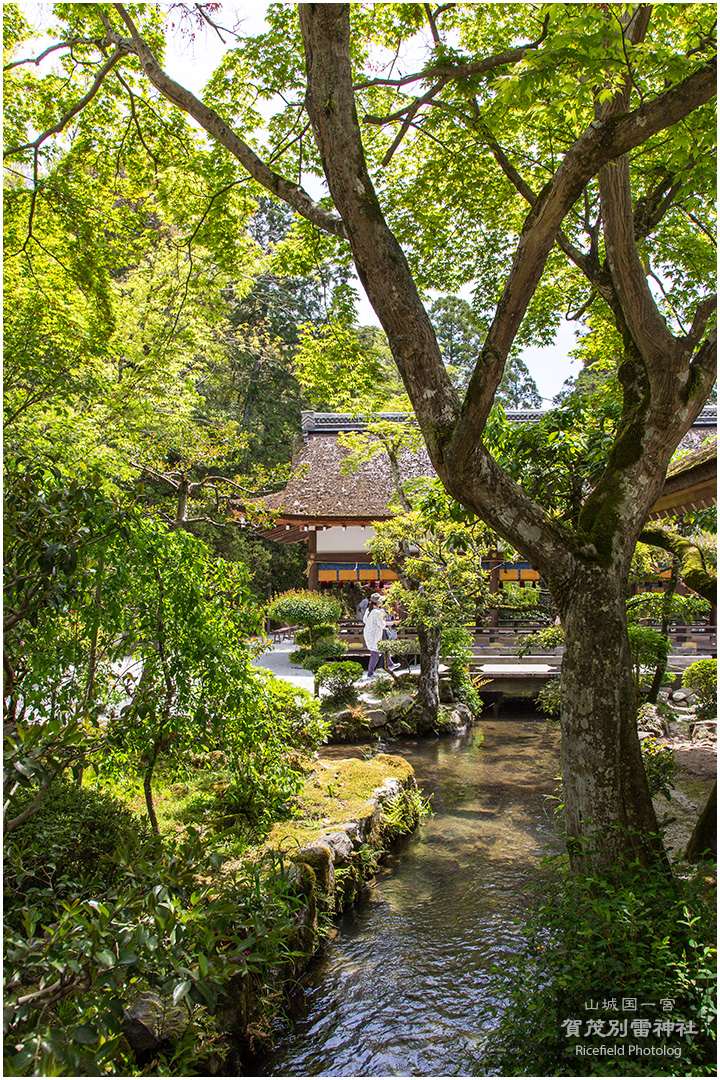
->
[260,716,562,1077]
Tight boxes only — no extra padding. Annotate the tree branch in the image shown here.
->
[380,82,448,166]
[354,16,549,90]
[459,56,716,434]
[3,38,104,71]
[639,525,717,603]
[633,169,685,240]
[684,294,717,351]
[4,778,52,836]
[107,5,348,240]
[3,47,128,160]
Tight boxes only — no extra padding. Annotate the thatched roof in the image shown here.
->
[261,432,435,519]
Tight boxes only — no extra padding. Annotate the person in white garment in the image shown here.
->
[363,594,398,676]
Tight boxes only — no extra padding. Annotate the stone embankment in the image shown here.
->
[220,754,421,1072]
[123,756,422,1074]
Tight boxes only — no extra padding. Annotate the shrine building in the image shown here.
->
[240,408,716,592]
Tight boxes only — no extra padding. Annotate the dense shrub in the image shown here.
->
[4,831,301,1077]
[251,671,327,747]
[640,737,676,798]
[317,661,364,708]
[517,624,565,656]
[4,782,152,924]
[535,675,562,716]
[221,671,329,826]
[480,855,716,1076]
[266,590,342,645]
[449,659,484,715]
[682,658,717,723]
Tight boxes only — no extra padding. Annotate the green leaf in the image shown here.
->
[72,1025,99,1045]
[172,979,192,1006]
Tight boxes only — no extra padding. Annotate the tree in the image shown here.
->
[369,478,493,726]
[3,462,128,833]
[5,5,716,871]
[430,295,542,407]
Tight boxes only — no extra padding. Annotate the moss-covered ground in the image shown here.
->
[88,752,415,861]
[263,754,414,854]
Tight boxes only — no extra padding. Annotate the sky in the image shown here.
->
[17,2,581,402]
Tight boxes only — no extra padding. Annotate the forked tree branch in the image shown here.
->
[106,5,348,239]
[298,4,715,581]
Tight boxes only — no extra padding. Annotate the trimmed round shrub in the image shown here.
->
[266,590,342,646]
[317,661,364,708]
[682,657,717,722]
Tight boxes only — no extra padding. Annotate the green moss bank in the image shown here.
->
[210,755,422,1073]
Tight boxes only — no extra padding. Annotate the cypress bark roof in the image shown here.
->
[261,432,434,519]
[247,409,716,527]
[649,436,717,519]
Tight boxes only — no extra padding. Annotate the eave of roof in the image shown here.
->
[648,437,717,520]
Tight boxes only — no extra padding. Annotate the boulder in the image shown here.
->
[332,822,363,848]
[382,693,415,722]
[364,708,388,729]
[691,721,717,743]
[321,830,354,865]
[373,777,405,803]
[452,703,474,728]
[292,841,335,900]
[636,703,669,738]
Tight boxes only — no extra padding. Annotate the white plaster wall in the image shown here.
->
[316,525,375,554]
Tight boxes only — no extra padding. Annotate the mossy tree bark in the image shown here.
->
[413,624,442,728]
[639,527,717,605]
[558,567,667,869]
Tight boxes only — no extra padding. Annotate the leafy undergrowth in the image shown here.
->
[477,853,717,1077]
[5,751,418,1076]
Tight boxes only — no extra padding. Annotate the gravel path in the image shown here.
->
[252,638,316,692]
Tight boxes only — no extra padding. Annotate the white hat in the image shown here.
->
[370,592,384,602]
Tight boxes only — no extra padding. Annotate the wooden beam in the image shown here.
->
[307,530,319,590]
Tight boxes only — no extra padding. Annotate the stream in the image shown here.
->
[260,714,562,1077]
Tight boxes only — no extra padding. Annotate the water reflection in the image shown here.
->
[261,718,561,1077]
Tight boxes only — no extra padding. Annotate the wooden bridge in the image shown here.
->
[334,620,715,711]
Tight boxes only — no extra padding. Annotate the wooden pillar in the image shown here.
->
[488,549,501,627]
[307,530,319,590]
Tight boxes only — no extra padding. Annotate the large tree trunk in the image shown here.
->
[685,783,717,863]
[412,623,441,729]
[559,568,667,871]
